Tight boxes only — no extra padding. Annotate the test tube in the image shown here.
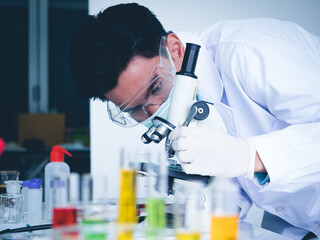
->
[81,173,109,208]
[146,150,168,237]
[68,172,80,206]
[92,175,108,205]
[118,147,138,224]
[118,147,138,240]
[174,180,203,240]
[81,174,92,207]
[210,177,240,240]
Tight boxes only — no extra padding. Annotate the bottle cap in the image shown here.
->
[0,138,6,157]
[32,178,42,186]
[22,180,31,187]
[4,180,22,194]
[29,180,41,189]
[50,145,72,162]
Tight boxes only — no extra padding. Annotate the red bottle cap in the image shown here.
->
[50,145,72,162]
[0,138,5,157]
[52,207,77,228]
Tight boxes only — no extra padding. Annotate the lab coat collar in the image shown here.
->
[174,31,224,102]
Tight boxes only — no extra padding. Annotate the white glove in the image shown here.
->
[168,126,256,179]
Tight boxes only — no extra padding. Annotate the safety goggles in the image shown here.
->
[106,36,176,128]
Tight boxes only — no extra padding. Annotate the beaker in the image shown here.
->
[0,171,19,194]
[174,180,204,240]
[209,177,240,240]
[80,174,110,240]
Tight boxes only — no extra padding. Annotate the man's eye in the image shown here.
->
[128,106,142,114]
[152,82,162,95]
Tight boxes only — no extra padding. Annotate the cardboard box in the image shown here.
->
[19,114,65,148]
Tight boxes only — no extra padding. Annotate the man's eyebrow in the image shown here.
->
[123,74,159,113]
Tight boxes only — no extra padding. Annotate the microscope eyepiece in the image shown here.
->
[177,43,201,79]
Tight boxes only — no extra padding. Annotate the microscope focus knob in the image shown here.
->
[193,101,210,121]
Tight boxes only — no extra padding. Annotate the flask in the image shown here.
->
[44,145,71,221]
[209,177,240,240]
[81,174,109,240]
[28,180,42,225]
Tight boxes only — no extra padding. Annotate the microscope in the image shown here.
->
[141,42,228,194]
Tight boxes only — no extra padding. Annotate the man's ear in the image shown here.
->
[166,33,184,71]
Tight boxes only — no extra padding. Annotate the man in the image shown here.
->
[69,3,320,239]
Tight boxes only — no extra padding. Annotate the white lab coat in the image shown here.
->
[176,18,320,239]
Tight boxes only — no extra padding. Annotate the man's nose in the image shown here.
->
[143,103,161,117]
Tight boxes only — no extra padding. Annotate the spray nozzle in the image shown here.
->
[50,145,72,162]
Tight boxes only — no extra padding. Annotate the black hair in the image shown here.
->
[69,3,167,100]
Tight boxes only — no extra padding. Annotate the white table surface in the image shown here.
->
[0,221,293,240]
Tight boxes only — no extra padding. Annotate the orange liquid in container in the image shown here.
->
[210,215,238,240]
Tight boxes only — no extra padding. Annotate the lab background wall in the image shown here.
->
[89,0,320,226]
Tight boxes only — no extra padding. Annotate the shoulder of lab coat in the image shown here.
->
[203,19,320,192]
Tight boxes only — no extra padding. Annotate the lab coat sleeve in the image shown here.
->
[239,41,320,192]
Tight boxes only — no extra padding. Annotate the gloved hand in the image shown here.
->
[168,126,256,178]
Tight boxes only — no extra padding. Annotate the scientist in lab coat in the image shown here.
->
[69,3,320,239]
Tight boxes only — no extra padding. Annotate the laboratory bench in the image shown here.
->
[0,221,294,240]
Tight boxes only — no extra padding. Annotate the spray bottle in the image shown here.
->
[44,145,71,221]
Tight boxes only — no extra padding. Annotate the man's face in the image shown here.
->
[104,55,172,122]
[105,34,184,127]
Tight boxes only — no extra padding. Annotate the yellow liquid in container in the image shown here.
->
[118,231,133,240]
[176,232,201,240]
[118,169,137,223]
[118,169,136,240]
[210,215,238,240]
